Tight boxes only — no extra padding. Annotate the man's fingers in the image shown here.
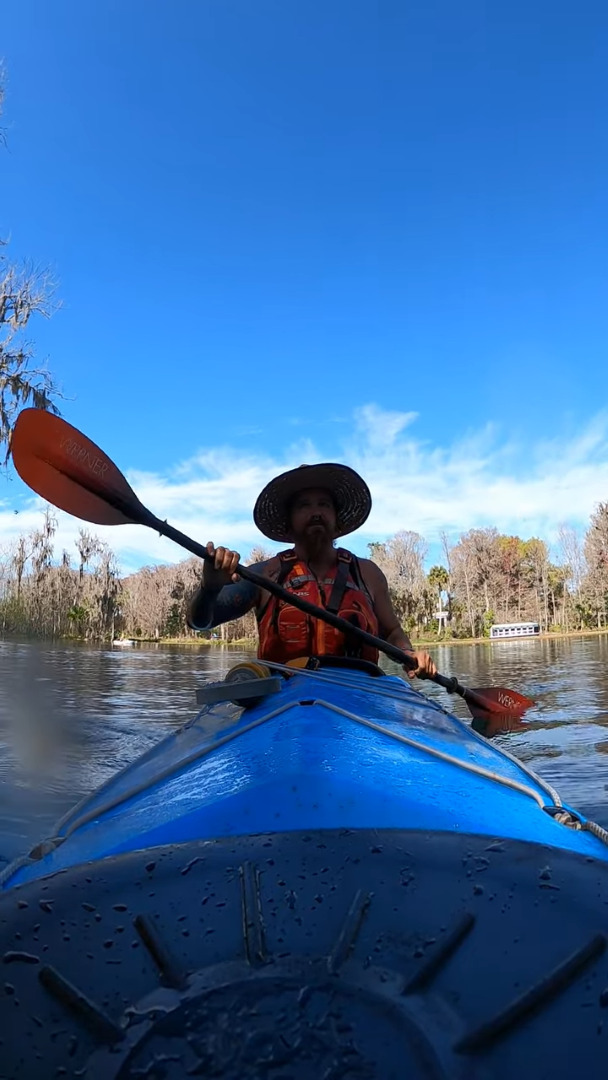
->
[211,547,241,575]
[416,652,436,679]
[403,650,436,680]
[421,651,436,677]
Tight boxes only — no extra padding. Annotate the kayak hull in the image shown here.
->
[2,666,607,890]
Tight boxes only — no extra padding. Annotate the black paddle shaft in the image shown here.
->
[137,504,466,693]
[13,411,531,716]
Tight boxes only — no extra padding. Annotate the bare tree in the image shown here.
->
[76,529,102,585]
[450,537,477,636]
[450,528,505,636]
[496,536,525,621]
[558,525,585,597]
[440,531,455,624]
[0,67,62,457]
[369,531,428,629]
[247,545,274,565]
[30,506,57,581]
[583,503,608,629]
[558,525,585,630]
[522,538,550,630]
[11,535,31,600]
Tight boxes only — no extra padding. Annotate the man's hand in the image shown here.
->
[202,542,241,591]
[403,649,437,680]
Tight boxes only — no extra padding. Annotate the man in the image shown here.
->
[187,462,436,679]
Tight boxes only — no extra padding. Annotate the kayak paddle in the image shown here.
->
[9,408,535,719]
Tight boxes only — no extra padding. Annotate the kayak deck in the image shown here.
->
[1,828,608,1079]
[3,664,607,889]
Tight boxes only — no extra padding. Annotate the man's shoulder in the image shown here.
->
[352,556,386,589]
[350,553,380,573]
[246,554,281,580]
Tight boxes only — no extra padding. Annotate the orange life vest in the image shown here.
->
[256,548,379,664]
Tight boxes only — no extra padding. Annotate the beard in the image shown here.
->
[293,521,333,558]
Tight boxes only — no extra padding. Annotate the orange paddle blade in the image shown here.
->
[10,409,142,526]
[467,685,535,717]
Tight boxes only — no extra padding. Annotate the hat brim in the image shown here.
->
[253,463,372,543]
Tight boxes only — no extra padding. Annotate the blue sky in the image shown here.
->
[2,1,608,573]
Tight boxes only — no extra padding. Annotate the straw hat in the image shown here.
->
[253,463,372,543]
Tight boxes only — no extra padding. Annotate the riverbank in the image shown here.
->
[5,627,608,649]
[129,627,608,649]
[128,636,255,647]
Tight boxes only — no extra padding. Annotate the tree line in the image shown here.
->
[2,505,608,643]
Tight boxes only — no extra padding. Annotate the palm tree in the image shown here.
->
[427,565,449,634]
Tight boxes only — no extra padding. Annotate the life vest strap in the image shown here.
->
[325,551,351,614]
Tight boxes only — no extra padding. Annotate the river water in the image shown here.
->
[1,635,608,866]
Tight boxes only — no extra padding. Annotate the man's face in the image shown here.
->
[289,487,337,548]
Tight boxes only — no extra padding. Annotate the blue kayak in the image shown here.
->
[1,658,608,1078]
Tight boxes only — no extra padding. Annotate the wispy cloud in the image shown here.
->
[2,403,608,574]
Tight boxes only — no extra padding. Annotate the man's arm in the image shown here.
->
[187,546,274,632]
[187,577,259,631]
